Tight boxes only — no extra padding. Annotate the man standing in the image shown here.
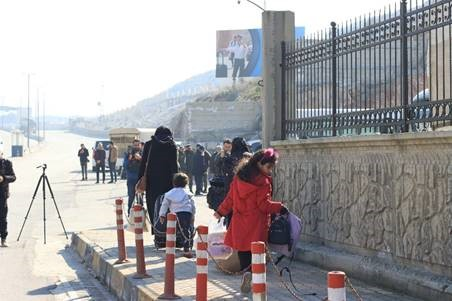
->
[193,145,207,196]
[178,146,186,172]
[202,147,211,193]
[124,139,142,214]
[210,145,223,178]
[78,144,89,181]
[228,35,248,81]
[184,144,195,193]
[108,142,118,183]
[94,143,106,184]
[0,149,16,247]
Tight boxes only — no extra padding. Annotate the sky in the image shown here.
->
[0,0,395,117]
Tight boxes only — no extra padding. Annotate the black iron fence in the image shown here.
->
[282,0,452,139]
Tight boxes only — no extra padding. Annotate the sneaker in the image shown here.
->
[240,272,252,294]
[1,239,8,247]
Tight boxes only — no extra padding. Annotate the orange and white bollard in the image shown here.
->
[196,225,208,301]
[158,213,180,300]
[114,198,128,264]
[328,271,346,301]
[133,204,150,279]
[251,241,267,301]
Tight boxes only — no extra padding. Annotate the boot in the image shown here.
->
[1,238,8,247]
[240,272,252,293]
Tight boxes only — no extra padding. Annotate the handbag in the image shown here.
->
[136,142,152,192]
[126,194,150,233]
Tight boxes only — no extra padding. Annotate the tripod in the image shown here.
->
[17,164,68,244]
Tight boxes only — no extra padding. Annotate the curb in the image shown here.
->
[71,232,163,301]
[295,242,452,301]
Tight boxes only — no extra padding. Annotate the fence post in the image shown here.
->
[331,22,338,137]
[281,41,287,140]
[196,225,209,301]
[251,241,267,301]
[328,271,346,301]
[400,0,410,132]
[114,198,128,264]
[133,204,150,279]
[158,213,180,300]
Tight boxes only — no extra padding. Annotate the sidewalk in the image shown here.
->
[71,195,422,301]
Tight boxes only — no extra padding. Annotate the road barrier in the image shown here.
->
[196,225,209,301]
[133,204,150,279]
[158,213,181,300]
[252,241,267,301]
[328,271,346,301]
[114,198,128,264]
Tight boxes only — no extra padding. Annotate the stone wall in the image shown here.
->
[272,132,452,276]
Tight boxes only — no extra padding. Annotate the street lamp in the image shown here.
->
[237,0,266,11]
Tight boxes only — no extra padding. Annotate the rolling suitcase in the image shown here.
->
[216,53,228,78]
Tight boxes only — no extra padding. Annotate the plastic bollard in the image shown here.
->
[251,241,267,301]
[114,198,128,264]
[133,204,150,278]
[196,225,208,301]
[328,271,346,301]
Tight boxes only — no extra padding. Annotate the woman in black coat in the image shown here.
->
[138,126,178,227]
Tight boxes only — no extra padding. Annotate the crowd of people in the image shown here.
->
[77,126,285,294]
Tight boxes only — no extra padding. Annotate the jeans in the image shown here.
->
[127,174,139,214]
[109,161,117,182]
[176,212,193,252]
[202,172,208,192]
[0,199,8,239]
[186,172,194,192]
[194,173,203,194]
[96,162,105,183]
[80,163,88,180]
[232,58,245,79]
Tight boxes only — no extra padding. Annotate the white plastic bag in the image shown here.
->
[207,218,233,260]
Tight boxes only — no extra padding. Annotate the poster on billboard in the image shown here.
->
[216,27,305,79]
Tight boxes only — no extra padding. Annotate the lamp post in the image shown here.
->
[27,73,30,150]
[237,0,266,11]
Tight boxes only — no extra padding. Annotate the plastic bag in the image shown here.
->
[207,218,233,260]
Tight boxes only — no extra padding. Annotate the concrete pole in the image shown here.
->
[262,11,295,147]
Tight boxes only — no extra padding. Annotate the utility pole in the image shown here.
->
[27,73,30,149]
[36,89,40,143]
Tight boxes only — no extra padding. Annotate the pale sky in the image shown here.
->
[0,0,394,117]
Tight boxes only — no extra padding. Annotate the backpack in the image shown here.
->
[207,177,226,211]
[268,214,292,246]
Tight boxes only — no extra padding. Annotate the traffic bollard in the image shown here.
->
[133,204,150,279]
[114,198,128,264]
[158,213,181,300]
[251,241,267,301]
[196,225,208,301]
[328,271,346,301]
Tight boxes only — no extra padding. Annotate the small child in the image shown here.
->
[159,173,196,258]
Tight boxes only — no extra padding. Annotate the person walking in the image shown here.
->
[108,142,118,183]
[159,173,195,258]
[0,149,16,247]
[94,143,106,184]
[214,149,287,293]
[77,144,89,181]
[193,145,208,196]
[137,126,178,228]
[124,139,142,214]
[184,144,195,193]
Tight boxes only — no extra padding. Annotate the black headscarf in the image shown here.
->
[231,137,250,158]
[154,126,173,142]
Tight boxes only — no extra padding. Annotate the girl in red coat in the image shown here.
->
[214,148,287,293]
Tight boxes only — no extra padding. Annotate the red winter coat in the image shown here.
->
[217,174,282,252]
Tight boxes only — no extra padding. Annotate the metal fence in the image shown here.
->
[281,0,452,139]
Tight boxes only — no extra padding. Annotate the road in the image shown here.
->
[0,131,121,300]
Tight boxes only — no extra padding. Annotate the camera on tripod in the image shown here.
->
[36,164,47,169]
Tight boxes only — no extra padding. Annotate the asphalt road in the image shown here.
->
[0,131,121,301]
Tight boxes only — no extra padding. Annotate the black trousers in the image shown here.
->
[109,161,117,182]
[176,211,193,252]
[0,199,8,240]
[81,163,88,179]
[96,163,105,183]
[237,251,252,271]
[194,173,203,194]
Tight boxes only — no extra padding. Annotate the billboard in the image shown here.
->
[216,27,305,79]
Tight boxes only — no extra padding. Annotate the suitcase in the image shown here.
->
[216,52,228,78]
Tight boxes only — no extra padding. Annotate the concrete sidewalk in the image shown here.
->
[70,196,422,301]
